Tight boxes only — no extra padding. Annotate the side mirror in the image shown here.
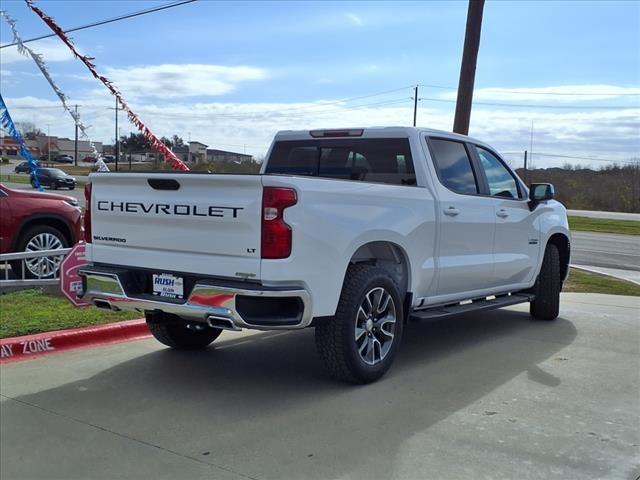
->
[528,183,554,211]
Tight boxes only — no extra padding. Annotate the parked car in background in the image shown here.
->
[30,168,77,190]
[0,183,83,279]
[83,156,97,162]
[54,154,74,164]
[14,160,40,174]
[102,155,116,163]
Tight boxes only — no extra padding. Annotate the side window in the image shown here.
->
[429,138,478,195]
[475,147,520,199]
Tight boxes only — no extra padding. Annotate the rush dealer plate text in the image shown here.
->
[152,273,184,299]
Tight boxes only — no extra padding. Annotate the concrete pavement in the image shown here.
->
[1,293,638,480]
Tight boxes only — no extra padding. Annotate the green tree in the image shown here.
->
[160,135,185,149]
[119,132,151,152]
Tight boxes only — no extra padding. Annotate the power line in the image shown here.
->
[501,151,639,164]
[0,0,198,49]
[5,86,414,118]
[420,83,640,96]
[419,96,638,110]
[134,97,411,120]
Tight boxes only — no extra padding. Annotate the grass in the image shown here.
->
[563,268,640,296]
[0,288,140,338]
[0,173,87,188]
[568,216,640,235]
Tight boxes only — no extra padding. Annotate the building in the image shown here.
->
[171,141,253,164]
[188,141,208,163]
[34,135,103,160]
[206,148,253,164]
[0,137,40,159]
[0,134,102,161]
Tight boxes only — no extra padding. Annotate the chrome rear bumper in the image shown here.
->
[78,267,312,331]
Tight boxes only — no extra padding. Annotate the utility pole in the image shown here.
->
[114,97,119,172]
[524,150,528,185]
[188,132,191,163]
[453,0,485,135]
[74,104,78,166]
[413,85,419,127]
[47,123,51,164]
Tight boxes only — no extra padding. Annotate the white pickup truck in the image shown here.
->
[79,127,570,383]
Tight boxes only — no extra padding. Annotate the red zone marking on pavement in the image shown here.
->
[0,319,149,364]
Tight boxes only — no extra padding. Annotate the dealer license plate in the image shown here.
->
[152,273,184,299]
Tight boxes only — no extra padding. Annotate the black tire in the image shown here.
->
[530,243,561,320]
[9,225,69,279]
[30,179,36,188]
[315,264,404,384]
[146,313,222,350]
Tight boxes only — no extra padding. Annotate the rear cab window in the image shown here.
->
[265,138,416,186]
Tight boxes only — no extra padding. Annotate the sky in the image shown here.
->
[0,0,639,168]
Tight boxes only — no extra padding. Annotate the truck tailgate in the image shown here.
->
[89,173,263,279]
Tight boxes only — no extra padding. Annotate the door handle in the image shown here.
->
[497,208,509,218]
[443,206,460,217]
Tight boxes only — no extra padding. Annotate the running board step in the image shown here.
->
[409,293,534,322]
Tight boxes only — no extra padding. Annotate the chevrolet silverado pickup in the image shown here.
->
[79,127,570,383]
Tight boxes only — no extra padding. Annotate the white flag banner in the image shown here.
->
[1,9,100,159]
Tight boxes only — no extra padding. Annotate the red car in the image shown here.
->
[0,184,83,279]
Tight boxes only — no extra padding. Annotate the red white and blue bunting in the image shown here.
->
[0,93,44,191]
[0,10,100,159]
[25,0,190,171]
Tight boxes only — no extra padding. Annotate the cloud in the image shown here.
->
[344,13,364,26]
[3,95,638,168]
[0,38,75,64]
[439,84,640,103]
[102,64,268,98]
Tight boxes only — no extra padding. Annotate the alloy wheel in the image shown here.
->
[24,233,64,278]
[354,287,397,366]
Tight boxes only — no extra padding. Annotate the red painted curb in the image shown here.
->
[0,319,150,364]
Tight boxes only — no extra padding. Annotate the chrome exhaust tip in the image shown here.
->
[207,315,241,331]
[94,299,112,310]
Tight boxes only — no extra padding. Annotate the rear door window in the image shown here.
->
[266,138,416,186]
[428,138,478,194]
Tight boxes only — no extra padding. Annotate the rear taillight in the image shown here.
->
[261,187,297,259]
[84,183,92,243]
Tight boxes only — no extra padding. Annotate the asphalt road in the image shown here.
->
[3,182,85,205]
[1,293,638,480]
[571,231,640,271]
[567,209,640,221]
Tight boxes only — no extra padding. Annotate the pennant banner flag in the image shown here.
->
[0,93,44,191]
[0,10,100,159]
[25,0,190,171]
